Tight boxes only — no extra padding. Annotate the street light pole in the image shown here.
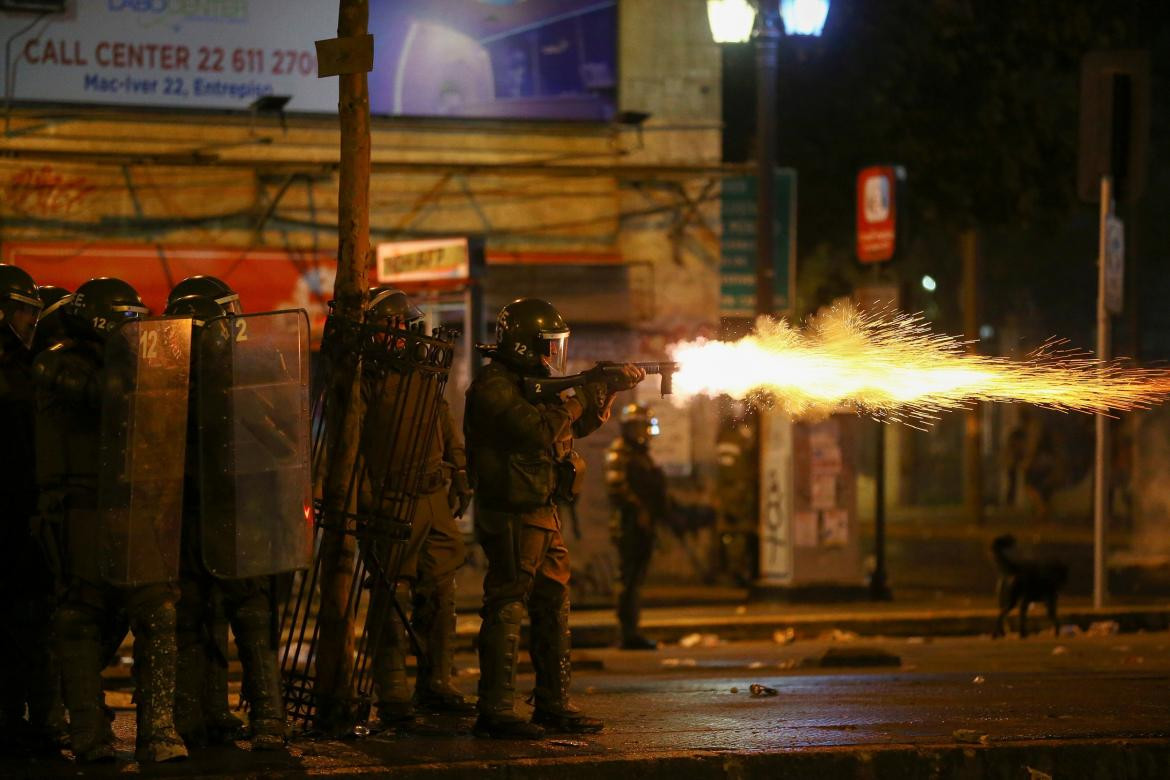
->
[754,3,780,319]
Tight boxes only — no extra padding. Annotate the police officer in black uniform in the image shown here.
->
[605,403,667,650]
[165,278,288,750]
[465,298,643,738]
[32,285,72,356]
[0,266,62,755]
[359,288,475,728]
[35,277,188,764]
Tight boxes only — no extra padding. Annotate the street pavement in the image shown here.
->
[5,621,1169,778]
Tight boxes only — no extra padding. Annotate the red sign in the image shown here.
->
[856,166,897,263]
[1,241,336,343]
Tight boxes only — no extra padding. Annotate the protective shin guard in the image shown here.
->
[370,589,413,725]
[529,598,601,733]
[232,598,287,748]
[413,580,472,711]
[130,600,188,763]
[475,600,524,718]
[55,606,114,762]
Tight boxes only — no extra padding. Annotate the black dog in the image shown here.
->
[991,534,1068,638]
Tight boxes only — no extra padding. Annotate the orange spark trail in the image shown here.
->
[668,303,1170,424]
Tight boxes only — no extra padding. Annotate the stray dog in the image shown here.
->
[991,534,1068,638]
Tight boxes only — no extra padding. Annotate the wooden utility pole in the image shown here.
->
[315,0,372,730]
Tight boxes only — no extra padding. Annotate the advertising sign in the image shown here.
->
[720,168,797,318]
[376,237,469,286]
[1,241,335,340]
[1,0,617,120]
[856,165,898,263]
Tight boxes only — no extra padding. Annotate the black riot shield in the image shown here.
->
[98,316,193,586]
[197,309,312,579]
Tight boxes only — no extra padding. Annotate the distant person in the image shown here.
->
[605,403,667,650]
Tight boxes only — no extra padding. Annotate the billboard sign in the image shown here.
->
[856,165,898,263]
[1,0,616,120]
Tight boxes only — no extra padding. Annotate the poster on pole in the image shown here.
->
[856,165,899,263]
[1104,215,1125,315]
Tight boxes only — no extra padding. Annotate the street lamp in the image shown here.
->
[707,0,828,319]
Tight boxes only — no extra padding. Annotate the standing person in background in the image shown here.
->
[605,403,666,651]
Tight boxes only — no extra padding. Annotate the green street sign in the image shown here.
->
[720,168,797,318]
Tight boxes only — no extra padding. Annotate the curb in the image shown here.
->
[455,606,1170,649]
[299,738,1170,779]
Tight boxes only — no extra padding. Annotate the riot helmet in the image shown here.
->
[67,277,149,340]
[0,264,43,349]
[167,275,241,315]
[33,285,72,353]
[367,285,423,327]
[620,403,658,447]
[495,298,569,376]
[164,293,232,353]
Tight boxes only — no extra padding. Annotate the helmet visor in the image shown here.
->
[539,332,569,376]
[4,301,40,350]
[214,292,243,315]
[111,303,150,321]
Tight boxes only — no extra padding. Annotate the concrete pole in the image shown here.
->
[960,229,983,525]
[754,4,779,321]
[1094,175,1112,609]
[315,0,371,729]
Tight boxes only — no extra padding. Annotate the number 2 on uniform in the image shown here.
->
[234,318,249,342]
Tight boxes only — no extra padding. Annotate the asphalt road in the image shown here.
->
[8,629,1170,777]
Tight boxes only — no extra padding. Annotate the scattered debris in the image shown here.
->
[1123,656,1145,666]
[584,686,597,694]
[661,657,697,667]
[1086,620,1120,637]
[1051,646,1068,656]
[679,632,722,648]
[972,675,986,684]
[730,686,739,694]
[1026,766,1053,780]
[776,659,799,670]
[749,683,779,698]
[811,647,901,668]
[952,729,989,745]
[773,627,797,645]
[906,636,926,645]
[1058,624,1082,638]
[748,661,765,669]
[818,628,860,642]
[735,605,748,615]
[549,739,588,748]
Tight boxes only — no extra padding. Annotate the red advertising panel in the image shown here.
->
[1,242,335,343]
[856,166,897,263]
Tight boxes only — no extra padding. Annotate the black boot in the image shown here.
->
[413,580,474,714]
[56,604,116,763]
[129,598,188,763]
[473,601,542,739]
[233,592,287,751]
[530,597,602,734]
[370,587,415,730]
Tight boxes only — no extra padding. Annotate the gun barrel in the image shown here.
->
[629,361,678,376]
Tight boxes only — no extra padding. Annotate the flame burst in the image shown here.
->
[668,303,1170,425]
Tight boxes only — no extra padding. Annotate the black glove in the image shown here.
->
[449,469,473,518]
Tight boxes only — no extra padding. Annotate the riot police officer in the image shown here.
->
[465,298,643,738]
[34,277,188,763]
[606,403,667,650]
[360,287,475,728]
[165,282,290,750]
[0,266,61,755]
